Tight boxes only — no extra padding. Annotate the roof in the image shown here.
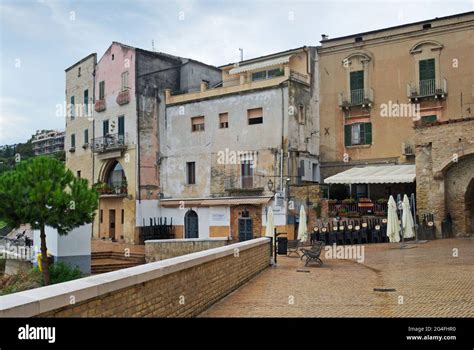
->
[228,55,292,74]
[324,165,416,184]
[321,11,474,43]
[159,196,272,207]
[219,46,308,69]
[65,53,97,72]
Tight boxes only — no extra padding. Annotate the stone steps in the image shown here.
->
[91,251,146,274]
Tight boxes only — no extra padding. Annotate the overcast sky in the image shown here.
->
[0,0,472,145]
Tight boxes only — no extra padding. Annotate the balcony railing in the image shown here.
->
[290,70,309,84]
[328,200,388,217]
[95,99,106,112]
[91,133,127,153]
[116,90,130,105]
[224,175,265,191]
[338,88,374,108]
[407,78,447,100]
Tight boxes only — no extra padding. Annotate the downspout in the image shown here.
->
[136,53,141,203]
[91,57,97,239]
[280,83,285,191]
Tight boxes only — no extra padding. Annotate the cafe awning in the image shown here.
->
[228,55,292,74]
[323,164,416,185]
[159,196,272,207]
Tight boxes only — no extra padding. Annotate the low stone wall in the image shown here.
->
[0,238,271,317]
[145,238,230,262]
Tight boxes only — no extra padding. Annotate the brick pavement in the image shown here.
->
[200,238,473,317]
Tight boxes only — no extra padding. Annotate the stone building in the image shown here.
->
[318,12,474,201]
[159,47,320,240]
[65,42,221,243]
[416,118,474,237]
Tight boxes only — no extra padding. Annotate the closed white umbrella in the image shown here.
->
[265,207,275,239]
[402,194,415,239]
[297,205,308,242]
[386,195,400,243]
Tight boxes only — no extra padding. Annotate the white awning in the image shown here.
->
[228,55,292,74]
[324,164,416,184]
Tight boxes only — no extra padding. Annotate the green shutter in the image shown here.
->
[419,59,435,81]
[350,70,364,91]
[103,120,109,136]
[364,122,372,145]
[344,124,352,146]
[118,116,125,136]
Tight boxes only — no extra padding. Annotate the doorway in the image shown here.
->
[465,179,474,235]
[109,209,116,239]
[185,210,199,238]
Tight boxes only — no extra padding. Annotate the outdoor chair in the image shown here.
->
[360,230,368,244]
[328,232,337,245]
[336,231,344,245]
[351,231,360,244]
[300,241,325,267]
[287,239,302,257]
[344,230,352,245]
[371,230,380,243]
[318,232,327,244]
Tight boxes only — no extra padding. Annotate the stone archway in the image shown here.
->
[465,179,474,236]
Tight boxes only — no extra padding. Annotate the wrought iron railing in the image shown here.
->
[328,200,388,217]
[338,88,374,107]
[407,78,447,98]
[224,175,265,191]
[91,133,127,153]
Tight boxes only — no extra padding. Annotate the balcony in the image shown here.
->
[407,78,447,101]
[94,181,128,197]
[95,99,106,112]
[338,88,374,109]
[116,90,130,105]
[91,133,127,153]
[402,141,415,156]
[328,199,388,218]
[224,175,265,193]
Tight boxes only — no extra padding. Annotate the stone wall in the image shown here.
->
[0,238,270,317]
[415,118,474,237]
[145,238,230,262]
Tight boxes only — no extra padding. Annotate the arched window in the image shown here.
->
[107,161,126,188]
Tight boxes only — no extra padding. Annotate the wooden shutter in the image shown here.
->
[364,122,372,145]
[118,116,125,136]
[350,70,364,91]
[419,59,435,81]
[344,124,352,146]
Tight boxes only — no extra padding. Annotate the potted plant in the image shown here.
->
[313,202,322,218]
[327,199,338,204]
[377,198,388,204]
[359,197,372,203]
[342,198,356,204]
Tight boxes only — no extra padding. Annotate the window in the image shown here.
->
[84,129,89,144]
[84,89,89,115]
[354,36,363,42]
[100,210,103,223]
[251,68,283,81]
[219,113,229,128]
[77,170,81,178]
[71,134,76,148]
[118,116,125,137]
[248,108,263,125]
[121,209,124,225]
[350,70,364,105]
[99,81,105,100]
[312,163,319,182]
[421,115,437,125]
[112,54,114,61]
[419,59,436,96]
[70,96,75,119]
[121,71,129,91]
[78,67,81,77]
[107,161,126,188]
[241,161,253,189]
[344,123,372,146]
[103,120,109,136]
[298,105,305,124]
[191,116,205,132]
[186,162,196,185]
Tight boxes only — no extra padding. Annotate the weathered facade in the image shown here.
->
[318,12,474,203]
[65,42,221,244]
[416,118,474,237]
[160,47,320,240]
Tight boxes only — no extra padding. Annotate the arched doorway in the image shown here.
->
[184,210,199,238]
[465,179,474,236]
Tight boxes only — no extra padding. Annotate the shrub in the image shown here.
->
[0,269,42,296]
[32,261,82,285]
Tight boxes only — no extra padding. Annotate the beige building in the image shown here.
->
[319,12,474,203]
[160,47,320,240]
[65,53,96,185]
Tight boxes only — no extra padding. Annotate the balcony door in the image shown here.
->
[109,209,116,239]
[241,161,253,189]
[350,70,364,105]
[118,116,125,142]
[419,59,435,96]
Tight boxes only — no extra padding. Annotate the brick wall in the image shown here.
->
[145,238,230,262]
[0,238,270,317]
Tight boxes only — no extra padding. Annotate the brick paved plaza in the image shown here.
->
[200,238,474,317]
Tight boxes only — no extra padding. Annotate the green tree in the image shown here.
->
[0,157,98,285]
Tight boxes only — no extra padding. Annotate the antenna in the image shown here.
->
[152,40,155,52]
[238,48,243,61]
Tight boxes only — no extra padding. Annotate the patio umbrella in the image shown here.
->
[297,205,308,242]
[386,195,400,243]
[402,194,415,239]
[265,206,275,239]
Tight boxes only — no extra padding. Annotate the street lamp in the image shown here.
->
[267,178,274,192]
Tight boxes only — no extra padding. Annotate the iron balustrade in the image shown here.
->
[91,133,127,153]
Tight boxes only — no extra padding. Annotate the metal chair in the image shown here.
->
[287,239,302,257]
[300,241,325,267]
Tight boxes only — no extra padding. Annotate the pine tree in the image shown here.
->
[0,157,98,285]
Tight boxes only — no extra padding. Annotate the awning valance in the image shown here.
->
[159,196,272,207]
[323,164,416,184]
[228,55,292,74]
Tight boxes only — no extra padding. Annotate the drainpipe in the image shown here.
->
[91,58,97,239]
[136,54,141,203]
[280,84,285,191]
